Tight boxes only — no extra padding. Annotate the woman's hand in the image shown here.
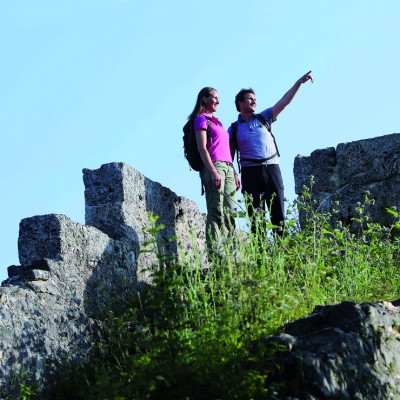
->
[235,173,241,191]
[212,171,222,191]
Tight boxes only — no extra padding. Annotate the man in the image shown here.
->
[229,71,314,236]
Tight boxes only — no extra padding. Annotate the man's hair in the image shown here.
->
[235,88,255,112]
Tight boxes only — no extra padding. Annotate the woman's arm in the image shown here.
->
[195,129,222,191]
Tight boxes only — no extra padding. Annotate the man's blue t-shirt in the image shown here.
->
[228,108,279,167]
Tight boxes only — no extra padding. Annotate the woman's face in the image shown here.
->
[203,90,219,113]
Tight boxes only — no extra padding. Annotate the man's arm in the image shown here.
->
[272,70,314,119]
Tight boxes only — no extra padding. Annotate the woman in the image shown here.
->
[187,87,241,253]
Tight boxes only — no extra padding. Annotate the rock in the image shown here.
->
[266,300,400,399]
[3,156,400,398]
[0,162,206,392]
[294,133,400,230]
[83,162,207,282]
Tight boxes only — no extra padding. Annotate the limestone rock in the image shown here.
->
[266,300,400,399]
[0,162,206,392]
[3,156,400,398]
[294,133,400,229]
[83,162,207,282]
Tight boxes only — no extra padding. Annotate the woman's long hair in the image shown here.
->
[187,87,216,121]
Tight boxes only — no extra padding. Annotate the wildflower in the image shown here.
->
[186,244,192,250]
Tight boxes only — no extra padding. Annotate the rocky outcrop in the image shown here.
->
[294,133,400,229]
[1,216,115,387]
[0,162,206,391]
[266,300,400,399]
[83,162,206,282]
[2,158,400,398]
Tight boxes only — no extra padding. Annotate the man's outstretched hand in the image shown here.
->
[299,70,314,84]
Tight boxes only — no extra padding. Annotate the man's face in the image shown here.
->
[240,93,257,114]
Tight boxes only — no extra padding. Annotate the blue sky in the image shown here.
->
[1,1,399,281]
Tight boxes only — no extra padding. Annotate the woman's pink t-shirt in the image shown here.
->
[194,113,232,163]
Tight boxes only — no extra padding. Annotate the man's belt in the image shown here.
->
[240,152,278,163]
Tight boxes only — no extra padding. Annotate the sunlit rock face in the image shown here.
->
[0,162,206,391]
[294,133,400,230]
[3,154,400,398]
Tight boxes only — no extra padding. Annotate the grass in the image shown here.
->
[10,193,400,399]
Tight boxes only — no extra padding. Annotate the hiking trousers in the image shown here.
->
[241,164,285,235]
[201,161,237,252]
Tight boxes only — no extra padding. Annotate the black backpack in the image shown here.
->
[183,117,211,171]
[230,113,280,172]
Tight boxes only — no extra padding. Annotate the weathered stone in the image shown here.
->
[294,146,338,194]
[0,214,137,391]
[24,269,49,281]
[0,162,206,393]
[3,158,400,398]
[83,162,207,282]
[294,133,400,229]
[17,214,137,311]
[7,265,25,278]
[266,300,400,399]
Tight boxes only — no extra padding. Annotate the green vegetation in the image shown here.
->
[12,192,400,399]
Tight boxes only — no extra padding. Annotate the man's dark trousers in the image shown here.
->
[241,164,285,235]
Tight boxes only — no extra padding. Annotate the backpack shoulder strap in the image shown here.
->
[229,121,241,172]
[202,115,213,150]
[254,113,280,157]
[200,115,211,135]
[255,113,271,132]
[229,121,238,147]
